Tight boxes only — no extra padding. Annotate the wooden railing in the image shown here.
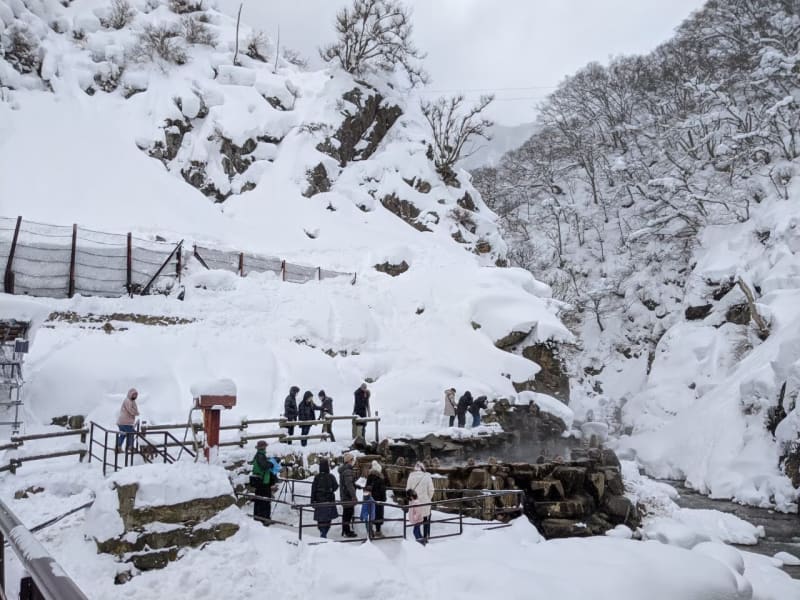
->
[0,429,87,474]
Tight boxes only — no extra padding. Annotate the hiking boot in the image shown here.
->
[373,530,384,538]
[344,530,358,538]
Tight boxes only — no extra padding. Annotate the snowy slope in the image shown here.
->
[0,0,570,432]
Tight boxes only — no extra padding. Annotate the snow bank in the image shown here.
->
[517,391,574,430]
[110,462,234,509]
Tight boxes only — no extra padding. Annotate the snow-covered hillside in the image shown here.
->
[473,0,800,512]
[0,0,569,430]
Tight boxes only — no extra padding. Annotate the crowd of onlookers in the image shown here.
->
[282,383,372,445]
[249,447,435,544]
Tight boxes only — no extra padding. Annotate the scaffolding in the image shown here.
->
[0,320,30,434]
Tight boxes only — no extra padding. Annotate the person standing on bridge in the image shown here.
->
[116,388,139,451]
[298,391,317,447]
[338,453,358,537]
[310,457,338,538]
[443,388,457,427]
[284,386,300,444]
[353,383,371,439]
[456,391,473,428]
[250,440,279,524]
[406,461,434,542]
[317,390,335,442]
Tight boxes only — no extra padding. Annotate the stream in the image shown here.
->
[665,481,800,579]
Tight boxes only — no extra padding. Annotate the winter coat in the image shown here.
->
[443,389,456,416]
[284,393,298,421]
[366,471,387,502]
[406,470,434,518]
[117,392,139,426]
[469,396,488,417]
[298,398,316,421]
[360,494,376,522]
[338,463,358,502]
[311,471,339,523]
[318,396,334,417]
[408,499,424,525]
[456,392,473,417]
[353,388,370,417]
[250,450,278,485]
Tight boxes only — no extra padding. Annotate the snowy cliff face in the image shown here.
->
[473,0,800,510]
[0,1,570,429]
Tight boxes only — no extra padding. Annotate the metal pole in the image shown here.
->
[374,411,379,443]
[68,224,77,298]
[126,232,132,295]
[0,499,89,600]
[402,507,407,539]
[0,530,4,593]
[3,216,21,294]
[298,507,303,541]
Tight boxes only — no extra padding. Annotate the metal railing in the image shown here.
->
[88,422,196,475]
[0,498,88,600]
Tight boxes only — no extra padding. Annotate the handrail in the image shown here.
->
[0,498,88,600]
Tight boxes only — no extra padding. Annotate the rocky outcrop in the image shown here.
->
[514,342,571,402]
[380,193,431,232]
[375,260,409,276]
[317,87,402,167]
[303,162,331,198]
[684,304,713,320]
[91,471,239,575]
[378,450,638,537]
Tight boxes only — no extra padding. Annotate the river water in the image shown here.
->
[665,481,800,579]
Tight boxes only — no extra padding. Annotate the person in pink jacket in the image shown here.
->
[116,388,139,451]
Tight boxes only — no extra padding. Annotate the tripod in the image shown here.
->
[274,478,292,505]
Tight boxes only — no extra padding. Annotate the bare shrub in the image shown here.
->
[421,94,494,182]
[319,0,426,85]
[1,24,41,75]
[103,0,135,30]
[282,48,307,69]
[245,30,268,62]
[169,0,204,14]
[181,15,216,46]
[131,23,187,65]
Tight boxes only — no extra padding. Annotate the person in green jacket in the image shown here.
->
[250,440,278,523]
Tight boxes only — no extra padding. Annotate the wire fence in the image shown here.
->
[0,216,356,299]
[193,245,355,284]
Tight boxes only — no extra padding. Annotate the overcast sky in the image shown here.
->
[219,0,707,125]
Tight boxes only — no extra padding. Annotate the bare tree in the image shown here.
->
[421,94,494,183]
[319,0,427,85]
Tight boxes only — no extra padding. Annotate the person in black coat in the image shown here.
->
[310,458,339,538]
[318,390,335,442]
[469,395,488,427]
[338,453,358,537]
[298,391,317,447]
[353,383,370,438]
[284,386,299,444]
[365,460,387,537]
[456,391,473,428]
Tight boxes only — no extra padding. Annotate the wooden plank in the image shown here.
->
[68,224,77,298]
[193,245,210,270]
[11,429,87,443]
[3,216,21,294]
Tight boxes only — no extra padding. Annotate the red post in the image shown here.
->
[126,232,132,295]
[203,408,221,462]
[68,224,77,298]
[3,216,21,294]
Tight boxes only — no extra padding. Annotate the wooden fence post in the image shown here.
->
[317,266,321,280]
[68,224,77,298]
[176,244,182,282]
[239,252,244,277]
[126,233,132,295]
[281,260,286,281]
[3,216,21,294]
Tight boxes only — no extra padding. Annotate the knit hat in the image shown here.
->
[371,460,382,474]
[256,440,267,449]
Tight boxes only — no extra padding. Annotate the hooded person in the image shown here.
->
[353,383,370,438]
[116,388,139,451]
[310,458,339,538]
[456,391,473,428]
[405,461,434,540]
[284,386,300,444]
[298,391,317,446]
[338,453,358,537]
[365,459,387,537]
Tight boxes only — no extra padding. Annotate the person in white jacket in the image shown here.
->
[443,388,456,427]
[406,461,434,541]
